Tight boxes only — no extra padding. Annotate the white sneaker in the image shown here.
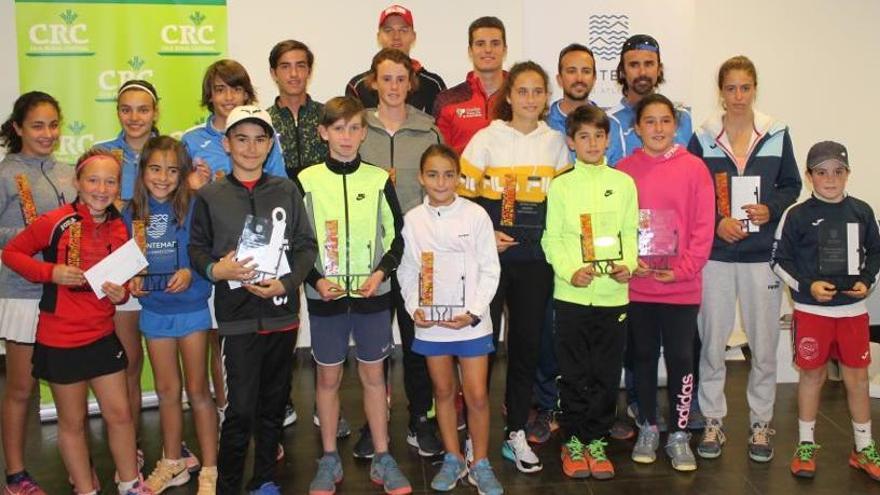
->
[501,429,543,473]
[465,436,474,464]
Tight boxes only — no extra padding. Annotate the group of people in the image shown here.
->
[0,4,879,495]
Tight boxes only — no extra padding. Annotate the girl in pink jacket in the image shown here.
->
[617,93,714,472]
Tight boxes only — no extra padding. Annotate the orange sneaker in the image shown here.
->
[561,436,591,479]
[586,439,615,480]
[790,442,820,478]
[849,440,880,481]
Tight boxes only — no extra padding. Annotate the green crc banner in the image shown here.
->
[15,0,228,165]
[14,0,227,421]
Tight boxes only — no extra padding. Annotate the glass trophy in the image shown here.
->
[322,218,376,296]
[638,209,679,270]
[232,208,287,287]
[818,221,861,288]
[418,251,466,322]
[139,243,180,292]
[580,212,623,274]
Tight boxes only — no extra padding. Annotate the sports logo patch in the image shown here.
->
[147,213,169,239]
[797,336,820,361]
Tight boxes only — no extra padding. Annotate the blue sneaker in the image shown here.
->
[370,453,412,495]
[430,453,467,491]
[249,481,281,495]
[467,458,503,495]
[309,454,343,495]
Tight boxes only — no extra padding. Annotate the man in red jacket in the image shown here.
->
[432,16,507,154]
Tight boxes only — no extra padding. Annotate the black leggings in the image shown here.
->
[489,260,553,432]
[628,302,699,433]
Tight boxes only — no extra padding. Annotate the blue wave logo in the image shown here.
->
[589,14,629,61]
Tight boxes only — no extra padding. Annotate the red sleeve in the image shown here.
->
[1,213,57,284]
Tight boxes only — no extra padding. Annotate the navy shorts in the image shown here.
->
[310,310,392,365]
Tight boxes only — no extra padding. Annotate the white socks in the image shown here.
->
[117,478,137,494]
[799,418,873,450]
[798,419,816,444]
[853,420,872,452]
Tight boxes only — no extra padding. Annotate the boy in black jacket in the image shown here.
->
[771,141,880,483]
[189,105,317,494]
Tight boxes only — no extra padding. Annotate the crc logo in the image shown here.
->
[159,11,220,55]
[96,56,155,102]
[58,121,95,162]
[26,9,92,56]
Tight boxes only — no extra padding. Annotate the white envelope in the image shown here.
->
[84,238,149,299]
[731,176,761,233]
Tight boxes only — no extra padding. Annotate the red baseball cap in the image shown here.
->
[379,4,414,28]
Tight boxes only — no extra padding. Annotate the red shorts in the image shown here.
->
[792,310,870,370]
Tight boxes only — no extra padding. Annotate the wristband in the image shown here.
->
[206,262,216,283]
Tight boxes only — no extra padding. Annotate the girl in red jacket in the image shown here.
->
[2,149,150,495]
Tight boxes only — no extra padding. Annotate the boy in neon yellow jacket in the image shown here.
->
[541,104,638,480]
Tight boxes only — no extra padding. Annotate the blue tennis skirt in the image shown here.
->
[140,307,212,339]
[412,334,494,357]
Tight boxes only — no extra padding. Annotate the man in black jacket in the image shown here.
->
[345,4,446,113]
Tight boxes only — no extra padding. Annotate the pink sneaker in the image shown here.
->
[4,471,47,495]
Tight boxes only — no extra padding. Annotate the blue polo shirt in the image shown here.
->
[606,97,693,166]
[546,99,599,163]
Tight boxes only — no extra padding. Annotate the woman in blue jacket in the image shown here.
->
[688,55,801,464]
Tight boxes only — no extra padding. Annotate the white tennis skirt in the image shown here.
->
[0,298,40,344]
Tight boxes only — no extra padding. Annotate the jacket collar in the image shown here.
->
[225,171,270,189]
[326,154,362,175]
[423,194,463,215]
[72,197,121,221]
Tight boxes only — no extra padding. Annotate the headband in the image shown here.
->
[118,83,158,103]
[76,153,121,174]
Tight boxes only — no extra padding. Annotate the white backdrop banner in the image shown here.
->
[522,0,695,109]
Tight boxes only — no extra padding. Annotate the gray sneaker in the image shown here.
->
[666,431,697,472]
[370,453,412,495]
[309,453,343,495]
[697,418,726,459]
[631,421,660,464]
[748,422,776,463]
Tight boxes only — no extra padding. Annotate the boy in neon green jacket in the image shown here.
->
[541,104,638,480]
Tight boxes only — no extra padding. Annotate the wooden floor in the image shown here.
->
[2,349,880,494]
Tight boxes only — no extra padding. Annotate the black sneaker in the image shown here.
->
[406,416,444,457]
[353,424,375,459]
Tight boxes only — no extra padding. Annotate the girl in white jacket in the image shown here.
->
[398,144,502,494]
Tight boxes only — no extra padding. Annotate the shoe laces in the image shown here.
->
[509,430,532,455]
[315,455,340,477]
[703,421,723,443]
[146,459,184,486]
[587,439,609,461]
[565,436,586,461]
[750,423,775,446]
[794,442,821,461]
[666,432,692,457]
[470,460,499,488]
[859,441,880,464]
[636,424,659,448]
[438,454,465,478]
[376,455,407,486]
[12,478,42,495]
